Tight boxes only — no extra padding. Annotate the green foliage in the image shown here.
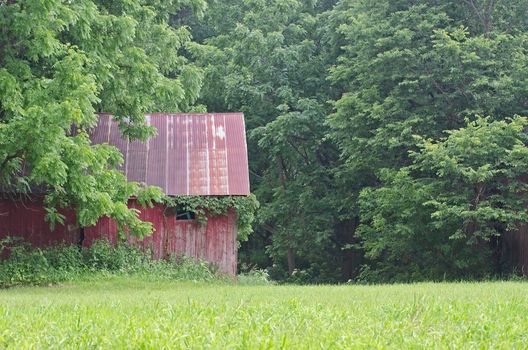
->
[186,0,528,283]
[0,238,220,288]
[357,169,491,283]
[189,0,344,282]
[325,0,528,282]
[164,194,259,242]
[0,0,204,237]
[358,116,528,282]
[414,116,528,241]
[329,0,528,177]
[236,268,272,285]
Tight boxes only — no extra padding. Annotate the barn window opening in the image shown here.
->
[164,206,196,220]
[176,210,196,220]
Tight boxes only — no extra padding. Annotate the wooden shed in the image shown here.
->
[0,113,250,275]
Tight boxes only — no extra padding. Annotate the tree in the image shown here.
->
[0,0,204,237]
[187,0,351,281]
[183,0,528,282]
[329,0,528,178]
[415,117,528,242]
[358,117,528,281]
[328,0,528,280]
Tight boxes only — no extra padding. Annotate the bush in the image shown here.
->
[0,238,222,288]
[237,268,272,285]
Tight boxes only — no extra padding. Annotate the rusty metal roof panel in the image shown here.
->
[90,113,250,196]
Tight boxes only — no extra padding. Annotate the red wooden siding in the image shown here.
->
[91,113,250,196]
[0,197,79,247]
[0,197,238,275]
[503,227,528,275]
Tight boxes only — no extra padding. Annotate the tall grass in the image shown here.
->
[0,238,221,287]
[1,281,528,348]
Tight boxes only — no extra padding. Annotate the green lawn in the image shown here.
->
[1,279,527,349]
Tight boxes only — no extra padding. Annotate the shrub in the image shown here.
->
[237,268,272,285]
[0,238,222,288]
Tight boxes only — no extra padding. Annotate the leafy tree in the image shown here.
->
[188,0,350,281]
[414,116,528,243]
[328,0,528,280]
[0,0,204,237]
[358,117,528,281]
[357,168,466,282]
[184,0,528,282]
[329,0,528,177]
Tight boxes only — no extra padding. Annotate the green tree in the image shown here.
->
[187,0,351,281]
[328,0,528,280]
[329,0,528,178]
[358,117,528,281]
[415,117,528,242]
[0,0,204,236]
[170,0,528,282]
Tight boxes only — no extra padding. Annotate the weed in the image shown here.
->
[0,238,221,287]
[237,268,272,285]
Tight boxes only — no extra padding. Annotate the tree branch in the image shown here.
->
[462,0,494,35]
[0,150,23,171]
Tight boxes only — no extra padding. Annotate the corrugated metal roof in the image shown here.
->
[90,113,250,196]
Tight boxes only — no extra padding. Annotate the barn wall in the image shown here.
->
[0,197,238,275]
[503,226,528,275]
[0,196,79,247]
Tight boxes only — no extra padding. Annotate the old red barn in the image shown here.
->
[0,113,250,275]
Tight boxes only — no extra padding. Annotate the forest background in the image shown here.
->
[1,0,527,283]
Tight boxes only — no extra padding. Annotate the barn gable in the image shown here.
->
[91,113,250,196]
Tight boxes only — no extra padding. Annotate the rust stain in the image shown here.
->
[91,113,250,196]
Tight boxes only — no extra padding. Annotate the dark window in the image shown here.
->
[176,210,195,220]
[164,206,196,220]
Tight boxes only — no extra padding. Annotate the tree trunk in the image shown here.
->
[78,227,85,250]
[340,218,361,280]
[287,247,296,275]
[466,182,486,238]
[463,0,495,35]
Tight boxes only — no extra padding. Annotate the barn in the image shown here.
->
[0,113,250,275]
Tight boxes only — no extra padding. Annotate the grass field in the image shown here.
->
[1,279,527,349]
